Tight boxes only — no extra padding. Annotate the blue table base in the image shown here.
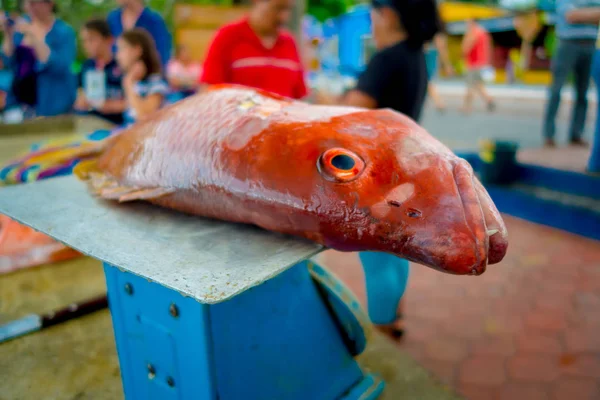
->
[104,260,384,400]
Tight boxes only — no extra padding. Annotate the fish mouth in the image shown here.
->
[453,160,508,275]
[453,161,489,275]
[473,177,508,266]
[393,160,508,276]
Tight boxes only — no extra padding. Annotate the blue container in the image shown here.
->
[336,5,372,77]
[479,140,520,185]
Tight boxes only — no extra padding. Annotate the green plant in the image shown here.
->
[307,0,355,22]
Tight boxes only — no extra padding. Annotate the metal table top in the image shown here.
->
[0,176,322,304]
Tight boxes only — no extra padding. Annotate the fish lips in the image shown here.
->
[398,161,508,276]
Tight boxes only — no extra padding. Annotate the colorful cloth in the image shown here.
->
[0,128,115,185]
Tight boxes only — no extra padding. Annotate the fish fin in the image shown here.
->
[117,187,175,203]
[99,185,142,200]
[77,161,174,203]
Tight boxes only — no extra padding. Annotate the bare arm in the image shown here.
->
[0,13,15,57]
[309,88,376,109]
[566,7,600,24]
[123,80,164,119]
[434,33,451,69]
[2,28,15,57]
[100,99,128,114]
[15,21,51,63]
[340,90,377,109]
[461,30,477,57]
[28,33,51,63]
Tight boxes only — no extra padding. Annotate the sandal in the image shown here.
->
[375,312,405,341]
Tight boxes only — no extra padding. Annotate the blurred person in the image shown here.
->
[317,0,444,340]
[75,19,126,125]
[461,18,495,114]
[425,29,454,112]
[0,0,76,118]
[107,0,172,67]
[541,0,600,148]
[320,0,443,121]
[166,44,201,95]
[116,28,169,126]
[0,57,6,111]
[199,0,308,100]
[564,5,600,172]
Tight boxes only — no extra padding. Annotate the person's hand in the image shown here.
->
[74,95,90,111]
[443,64,455,77]
[15,20,45,41]
[15,19,33,36]
[313,89,338,105]
[127,61,146,82]
[0,13,14,33]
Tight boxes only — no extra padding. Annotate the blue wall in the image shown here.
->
[336,5,372,76]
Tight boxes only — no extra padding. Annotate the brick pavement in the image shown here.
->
[318,216,600,400]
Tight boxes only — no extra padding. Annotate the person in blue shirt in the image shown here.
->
[115,28,169,126]
[542,0,600,148]
[0,0,76,118]
[107,0,172,68]
[75,19,126,125]
[563,5,600,173]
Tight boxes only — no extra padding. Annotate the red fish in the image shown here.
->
[75,84,508,275]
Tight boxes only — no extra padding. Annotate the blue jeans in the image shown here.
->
[588,49,600,172]
[359,252,410,325]
[543,39,595,141]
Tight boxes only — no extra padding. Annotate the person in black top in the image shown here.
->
[330,0,443,123]
[74,19,126,125]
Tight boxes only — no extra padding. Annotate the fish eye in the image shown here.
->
[318,148,365,183]
[331,154,355,170]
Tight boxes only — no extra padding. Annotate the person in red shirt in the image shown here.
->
[199,0,308,99]
[461,18,496,114]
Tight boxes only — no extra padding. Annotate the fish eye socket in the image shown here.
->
[318,148,365,183]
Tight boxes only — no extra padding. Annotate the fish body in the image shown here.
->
[76,84,508,275]
[0,214,82,274]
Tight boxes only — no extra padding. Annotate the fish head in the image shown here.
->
[313,109,508,275]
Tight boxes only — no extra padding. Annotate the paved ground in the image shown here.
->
[319,216,600,400]
[419,82,597,156]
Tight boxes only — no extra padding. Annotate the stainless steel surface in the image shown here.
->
[0,176,322,304]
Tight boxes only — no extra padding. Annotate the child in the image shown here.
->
[116,28,168,126]
[75,19,126,125]
[166,44,201,95]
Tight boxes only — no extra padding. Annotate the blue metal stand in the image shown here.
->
[104,260,384,400]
